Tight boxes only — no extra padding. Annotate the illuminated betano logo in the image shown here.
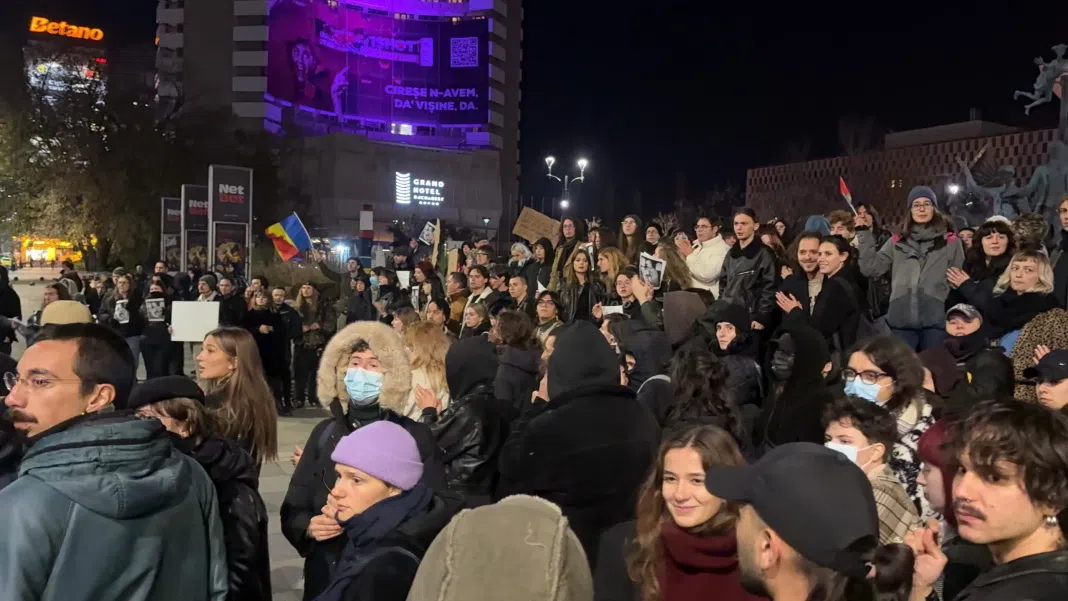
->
[395,173,445,206]
[29,16,104,41]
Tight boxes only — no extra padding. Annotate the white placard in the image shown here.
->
[639,252,667,290]
[602,305,624,316]
[359,210,373,231]
[418,221,437,246]
[114,299,130,324]
[537,281,547,293]
[396,270,411,290]
[170,301,220,342]
[144,298,166,322]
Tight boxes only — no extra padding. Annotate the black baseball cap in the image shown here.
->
[704,442,879,577]
[127,376,206,411]
[1024,349,1068,382]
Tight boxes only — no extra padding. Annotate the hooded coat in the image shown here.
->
[497,321,660,568]
[0,414,228,601]
[423,337,510,504]
[281,320,445,601]
[752,323,835,456]
[692,302,763,409]
[615,318,672,392]
[495,345,542,414]
[189,436,272,601]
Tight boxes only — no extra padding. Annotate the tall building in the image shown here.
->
[156,0,522,241]
[745,119,1057,229]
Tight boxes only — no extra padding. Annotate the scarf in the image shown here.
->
[658,521,761,601]
[314,485,433,601]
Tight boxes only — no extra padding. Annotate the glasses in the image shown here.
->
[841,368,890,385]
[623,219,637,226]
[537,299,556,306]
[4,372,83,392]
[911,201,934,210]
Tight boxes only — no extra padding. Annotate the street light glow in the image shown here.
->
[560,200,570,209]
[577,158,588,170]
[947,183,961,195]
[544,156,556,169]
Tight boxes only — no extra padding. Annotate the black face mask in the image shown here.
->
[769,349,795,381]
[149,292,165,299]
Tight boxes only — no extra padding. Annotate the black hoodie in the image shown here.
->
[498,321,659,568]
[495,345,541,415]
[693,301,763,408]
[752,323,834,456]
[188,436,271,601]
[423,337,509,503]
[616,318,671,392]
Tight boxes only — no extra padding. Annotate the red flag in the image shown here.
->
[838,176,853,204]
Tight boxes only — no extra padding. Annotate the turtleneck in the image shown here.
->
[658,521,765,601]
[346,401,383,430]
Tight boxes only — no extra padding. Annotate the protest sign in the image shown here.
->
[512,207,561,245]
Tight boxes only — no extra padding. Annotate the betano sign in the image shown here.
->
[29,16,104,42]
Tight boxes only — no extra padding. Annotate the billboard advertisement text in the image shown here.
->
[266,1,489,127]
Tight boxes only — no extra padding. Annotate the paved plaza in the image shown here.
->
[10,269,320,601]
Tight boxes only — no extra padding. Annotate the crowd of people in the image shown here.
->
[1,185,1068,601]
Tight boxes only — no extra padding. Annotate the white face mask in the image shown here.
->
[825,442,876,470]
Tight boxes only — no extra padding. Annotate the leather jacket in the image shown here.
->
[719,240,777,327]
[952,549,1068,601]
[560,278,608,323]
[421,383,508,504]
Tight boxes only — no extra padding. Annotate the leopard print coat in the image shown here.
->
[1010,308,1068,401]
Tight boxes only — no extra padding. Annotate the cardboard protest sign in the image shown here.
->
[512,208,561,245]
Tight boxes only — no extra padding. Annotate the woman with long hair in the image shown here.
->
[661,343,748,446]
[402,320,452,420]
[776,235,862,357]
[99,273,146,364]
[391,305,421,334]
[552,216,588,289]
[655,239,694,292]
[857,186,965,351]
[620,214,644,265]
[946,217,1015,309]
[594,425,761,601]
[139,281,173,380]
[981,250,1057,353]
[597,247,630,296]
[758,224,789,274]
[459,302,490,339]
[244,288,290,415]
[196,326,279,469]
[345,276,378,323]
[844,335,935,519]
[560,246,608,323]
[293,282,336,408]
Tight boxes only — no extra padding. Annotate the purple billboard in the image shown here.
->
[266,0,489,127]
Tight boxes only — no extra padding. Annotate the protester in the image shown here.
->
[460,302,491,339]
[344,276,378,323]
[508,274,536,320]
[281,320,444,601]
[97,272,146,363]
[655,344,748,445]
[509,242,539,299]
[594,425,763,601]
[534,289,565,343]
[316,254,365,305]
[497,320,660,567]
[720,208,777,332]
[129,376,272,601]
[295,282,337,407]
[217,277,248,327]
[245,288,290,414]
[0,266,21,355]
[694,302,764,411]
[1027,348,1068,412]
[419,336,509,505]
[555,217,589,285]
[945,217,1015,310]
[140,281,174,379]
[613,316,672,394]
[312,421,461,601]
[980,250,1056,353]
[776,232,823,314]
[402,321,452,420]
[674,217,728,294]
[908,400,1068,601]
[561,245,607,323]
[822,396,922,544]
[407,495,594,601]
[618,215,644,265]
[445,272,470,323]
[704,443,914,601]
[857,186,965,351]
[391,305,420,333]
[0,324,228,601]
[1052,196,1068,307]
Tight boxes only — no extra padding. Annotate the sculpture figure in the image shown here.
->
[1014,44,1068,115]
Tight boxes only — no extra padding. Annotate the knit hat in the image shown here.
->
[198,274,217,290]
[330,421,423,490]
[907,185,939,210]
[663,291,707,348]
[127,376,206,411]
[406,495,592,601]
[40,301,93,325]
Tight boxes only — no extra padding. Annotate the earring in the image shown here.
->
[1045,515,1059,527]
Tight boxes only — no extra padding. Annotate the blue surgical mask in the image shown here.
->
[825,442,875,470]
[344,367,383,405]
[369,276,379,287]
[844,378,888,403]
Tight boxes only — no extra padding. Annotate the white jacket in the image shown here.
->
[686,236,730,295]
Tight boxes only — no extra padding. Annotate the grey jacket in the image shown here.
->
[0,415,228,601]
[857,228,964,329]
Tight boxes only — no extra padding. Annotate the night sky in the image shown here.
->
[7,2,1068,217]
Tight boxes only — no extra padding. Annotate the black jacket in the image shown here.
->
[244,308,287,374]
[497,321,659,568]
[0,413,20,492]
[947,253,1010,311]
[779,271,861,357]
[752,323,834,456]
[534,237,557,288]
[345,291,378,323]
[188,436,271,601]
[615,319,672,392]
[719,240,777,327]
[423,337,509,504]
[693,302,764,409]
[219,292,248,327]
[953,550,1068,601]
[494,345,541,414]
[280,402,446,601]
[0,268,21,347]
[560,278,609,323]
[98,290,146,337]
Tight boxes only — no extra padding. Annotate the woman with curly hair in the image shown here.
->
[594,425,761,601]
[402,320,452,420]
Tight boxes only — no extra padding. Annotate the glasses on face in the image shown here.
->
[912,201,934,210]
[537,299,555,307]
[623,219,637,226]
[841,368,890,385]
[4,372,83,392]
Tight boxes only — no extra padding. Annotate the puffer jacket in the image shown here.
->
[425,337,510,505]
[560,277,608,323]
[495,345,541,414]
[857,226,964,329]
[719,240,778,327]
[0,414,228,601]
[190,436,271,601]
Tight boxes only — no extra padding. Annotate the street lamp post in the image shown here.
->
[545,156,588,218]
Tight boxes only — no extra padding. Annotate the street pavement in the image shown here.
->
[10,268,319,601]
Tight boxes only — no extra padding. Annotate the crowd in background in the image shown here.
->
[1,185,1068,601]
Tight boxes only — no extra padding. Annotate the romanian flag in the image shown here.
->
[266,213,313,261]
[838,176,856,214]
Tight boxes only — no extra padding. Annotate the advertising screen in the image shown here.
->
[266,0,489,127]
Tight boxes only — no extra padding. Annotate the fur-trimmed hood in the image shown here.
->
[316,320,412,413]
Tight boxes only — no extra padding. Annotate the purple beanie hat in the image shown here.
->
[330,421,424,490]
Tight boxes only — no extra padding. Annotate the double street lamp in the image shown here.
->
[545,156,589,214]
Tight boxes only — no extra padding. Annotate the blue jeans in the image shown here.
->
[890,327,946,352]
[125,336,142,373]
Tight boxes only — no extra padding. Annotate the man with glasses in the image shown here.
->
[0,323,227,601]
[676,216,730,295]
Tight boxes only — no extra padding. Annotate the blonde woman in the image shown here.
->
[403,320,452,420]
[596,247,629,296]
[982,250,1056,352]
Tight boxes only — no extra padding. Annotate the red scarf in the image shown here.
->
[657,521,768,601]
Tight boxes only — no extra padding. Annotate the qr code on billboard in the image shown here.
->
[450,37,480,68]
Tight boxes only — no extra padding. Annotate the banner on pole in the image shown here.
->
[161,196,182,271]
[181,184,209,273]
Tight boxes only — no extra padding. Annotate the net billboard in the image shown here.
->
[266,1,489,128]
